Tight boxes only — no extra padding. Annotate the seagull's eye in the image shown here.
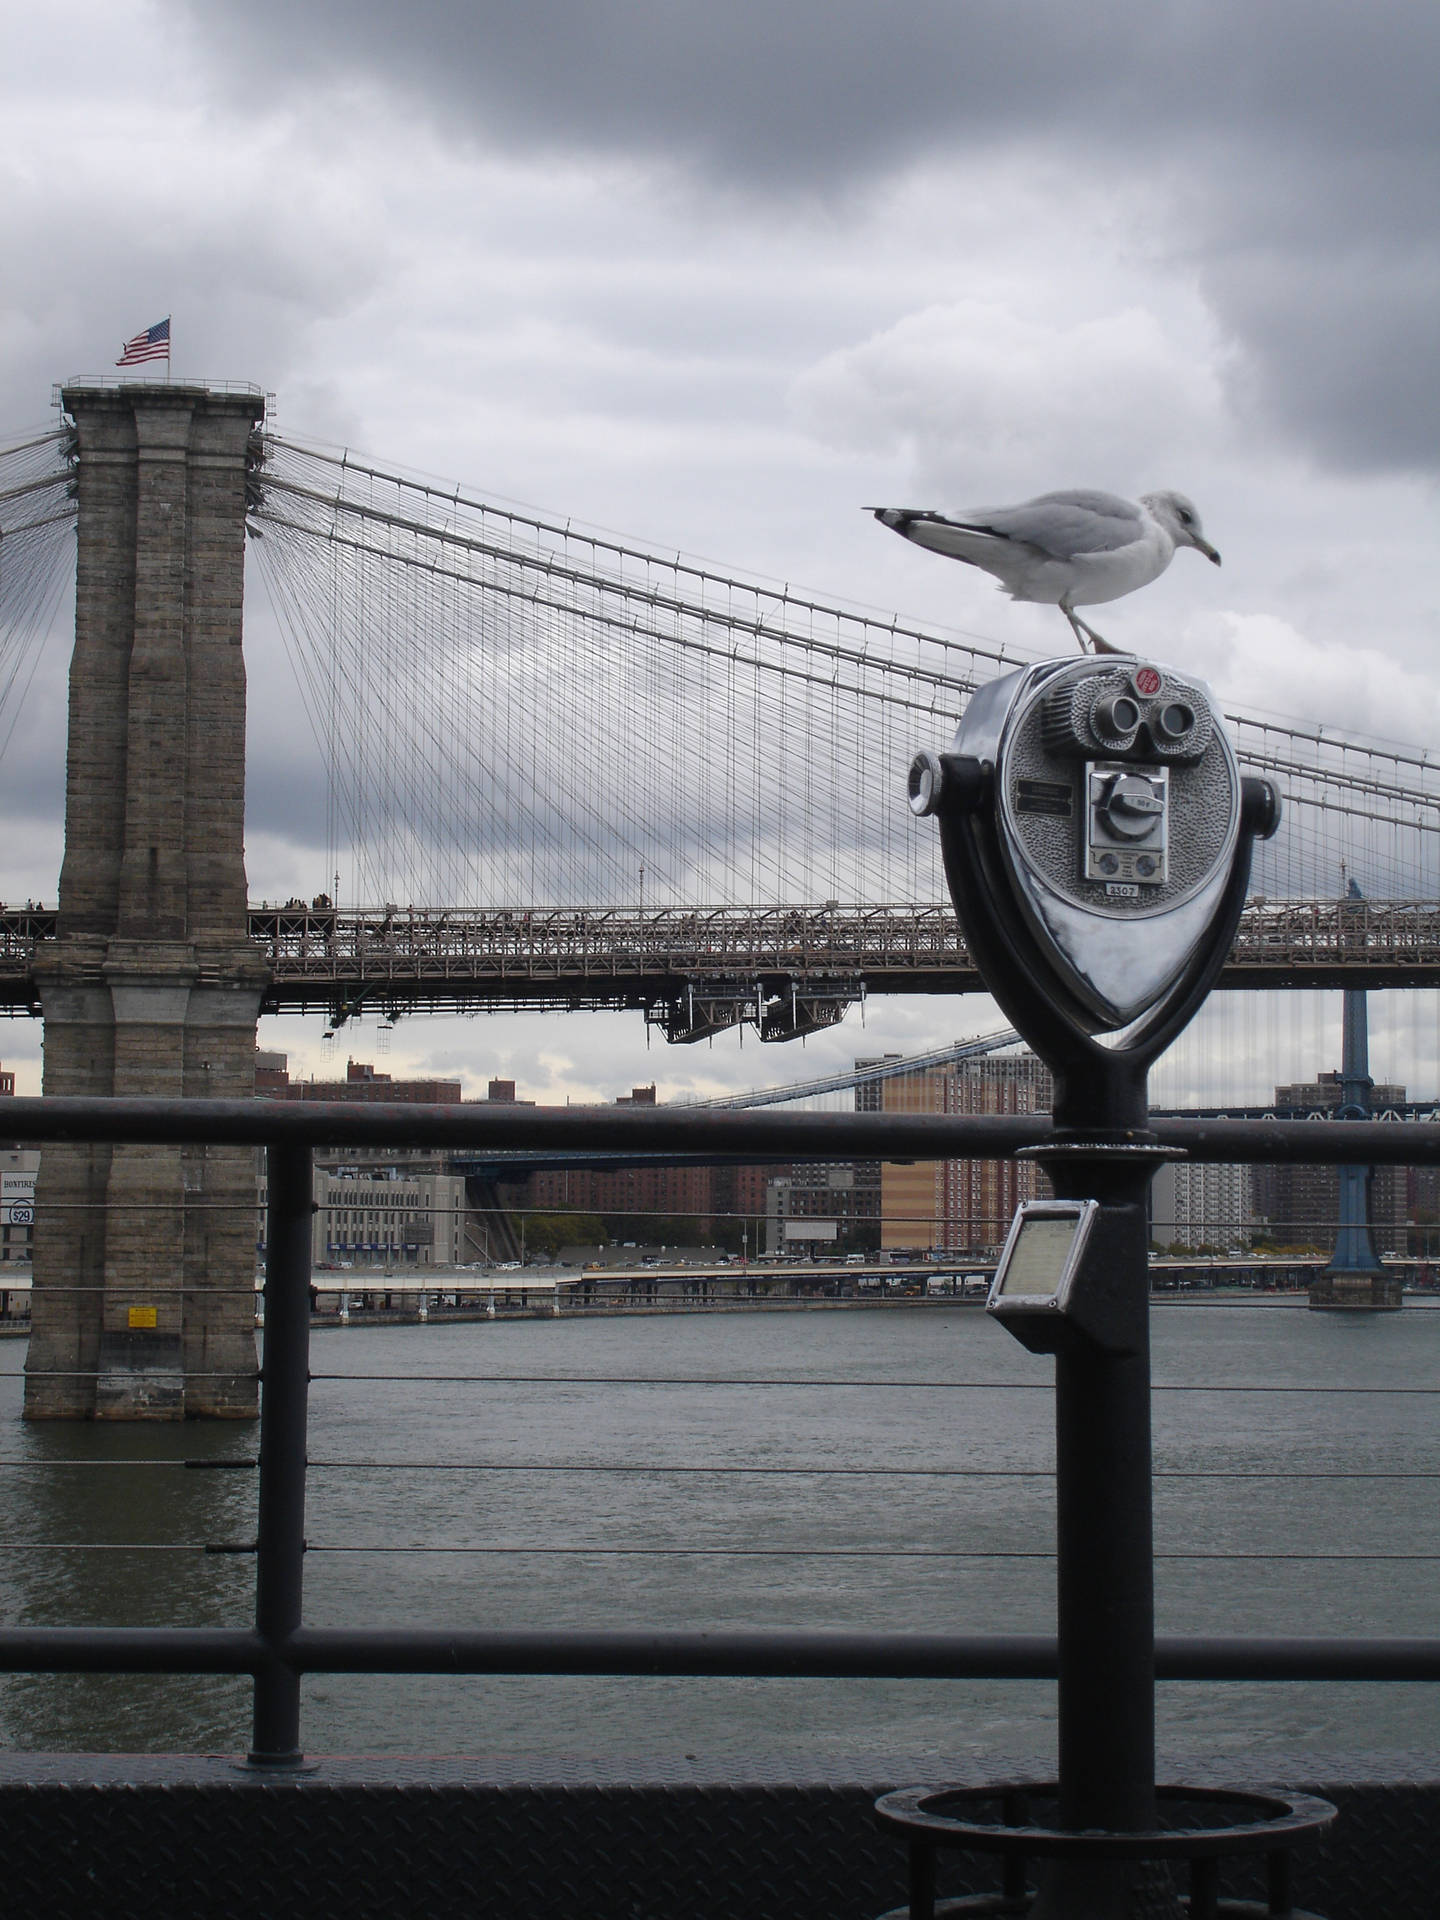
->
[1177,508,1193,525]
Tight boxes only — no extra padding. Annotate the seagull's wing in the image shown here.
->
[953,491,1145,559]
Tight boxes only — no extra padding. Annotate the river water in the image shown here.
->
[0,1302,1435,1764]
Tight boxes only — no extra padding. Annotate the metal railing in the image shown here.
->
[2,1093,1439,1766]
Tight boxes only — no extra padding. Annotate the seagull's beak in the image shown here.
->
[1196,537,1221,566]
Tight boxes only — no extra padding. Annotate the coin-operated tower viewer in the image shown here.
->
[888,654,1308,1920]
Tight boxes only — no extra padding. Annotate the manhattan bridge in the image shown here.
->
[0,399,1437,1058]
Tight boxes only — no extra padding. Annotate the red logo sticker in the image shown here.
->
[1134,667,1162,695]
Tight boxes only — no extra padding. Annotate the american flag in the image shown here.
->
[116,318,171,367]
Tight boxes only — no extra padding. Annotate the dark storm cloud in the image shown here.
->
[180,0,1437,188]
[177,0,1440,480]
[1209,244,1440,473]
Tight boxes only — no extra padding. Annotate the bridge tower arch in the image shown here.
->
[25,383,271,1418]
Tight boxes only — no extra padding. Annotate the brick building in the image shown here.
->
[524,1088,780,1248]
[1151,1160,1254,1251]
[766,1161,880,1254]
[252,1053,484,1261]
[257,1162,469,1271]
[1,1057,37,1266]
[257,1054,463,1104]
[865,1051,1053,1255]
[527,1089,717,1226]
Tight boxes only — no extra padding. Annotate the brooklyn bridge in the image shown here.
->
[0,379,1436,1415]
[2,387,1437,1039]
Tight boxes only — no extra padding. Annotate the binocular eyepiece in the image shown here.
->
[1040,663,1212,765]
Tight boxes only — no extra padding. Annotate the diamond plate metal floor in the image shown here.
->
[0,1753,1433,1920]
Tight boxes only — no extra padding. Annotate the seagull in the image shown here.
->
[870,488,1221,653]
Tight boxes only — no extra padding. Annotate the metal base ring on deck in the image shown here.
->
[875,1904,1322,1920]
[876,1900,1031,1919]
[875,1781,1336,1920]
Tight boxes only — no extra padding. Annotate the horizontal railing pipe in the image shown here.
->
[0,1628,263,1674]
[287,1628,1440,1684]
[0,1096,1436,1164]
[0,1626,1434,1684]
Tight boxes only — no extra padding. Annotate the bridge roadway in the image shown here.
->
[1,898,1437,1032]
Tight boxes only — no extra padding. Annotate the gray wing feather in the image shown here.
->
[950,490,1144,559]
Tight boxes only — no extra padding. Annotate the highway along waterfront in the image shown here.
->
[0,1303,1434,1761]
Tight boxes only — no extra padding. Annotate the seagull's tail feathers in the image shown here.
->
[871,507,1011,576]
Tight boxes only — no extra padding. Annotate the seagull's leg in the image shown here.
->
[1063,605,1121,655]
[1062,605,1095,652]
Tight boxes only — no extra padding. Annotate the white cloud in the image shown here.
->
[1183,611,1440,746]
[791,299,1227,499]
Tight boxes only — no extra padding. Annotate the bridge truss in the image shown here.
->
[4,897,1437,1037]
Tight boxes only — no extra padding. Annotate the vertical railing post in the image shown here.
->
[248,1140,312,1765]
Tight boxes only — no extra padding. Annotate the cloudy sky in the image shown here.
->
[2,0,1438,1102]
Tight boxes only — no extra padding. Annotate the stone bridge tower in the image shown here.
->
[25,384,271,1418]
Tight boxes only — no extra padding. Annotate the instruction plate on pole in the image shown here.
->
[987,1200,1098,1319]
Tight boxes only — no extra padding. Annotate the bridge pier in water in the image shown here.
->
[25,383,270,1419]
[1309,979,1404,1312]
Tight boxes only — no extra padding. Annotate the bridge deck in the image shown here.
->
[0,900,1436,1019]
